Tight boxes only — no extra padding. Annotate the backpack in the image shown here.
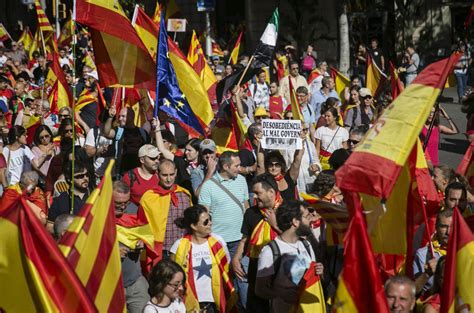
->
[302,55,315,72]
[267,238,312,281]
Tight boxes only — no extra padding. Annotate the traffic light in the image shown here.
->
[58,3,67,19]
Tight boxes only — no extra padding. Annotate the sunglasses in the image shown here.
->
[303,128,309,131]
[114,200,130,208]
[40,134,51,140]
[268,162,282,168]
[348,139,360,145]
[147,156,159,161]
[74,173,88,179]
[59,114,70,118]
[285,116,294,120]
[64,128,73,133]
[363,96,372,100]
[202,218,211,226]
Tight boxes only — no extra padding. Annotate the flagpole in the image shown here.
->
[422,102,439,151]
[235,54,254,87]
[71,0,77,214]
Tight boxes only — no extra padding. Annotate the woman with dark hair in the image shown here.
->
[420,106,458,166]
[315,97,343,129]
[144,259,186,313]
[170,205,235,313]
[31,125,57,178]
[342,84,361,113]
[257,146,304,201]
[184,138,202,174]
[315,106,349,170]
[58,118,86,147]
[1,125,40,187]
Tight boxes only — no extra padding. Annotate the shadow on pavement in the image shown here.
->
[439,138,468,155]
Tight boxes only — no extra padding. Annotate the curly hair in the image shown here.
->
[148,259,186,300]
[310,170,336,197]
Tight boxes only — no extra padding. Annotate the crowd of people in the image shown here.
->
[0,20,473,313]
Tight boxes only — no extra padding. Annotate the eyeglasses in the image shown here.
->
[202,217,212,226]
[64,128,73,133]
[40,134,51,140]
[114,200,130,208]
[268,162,282,168]
[348,139,360,145]
[302,128,309,132]
[285,116,294,120]
[74,173,88,179]
[296,94,307,98]
[59,114,70,119]
[167,281,184,290]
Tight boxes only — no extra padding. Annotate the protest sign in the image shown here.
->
[261,119,302,150]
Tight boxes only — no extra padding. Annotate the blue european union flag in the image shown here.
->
[155,15,204,135]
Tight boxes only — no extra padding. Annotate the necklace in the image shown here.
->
[280,237,300,254]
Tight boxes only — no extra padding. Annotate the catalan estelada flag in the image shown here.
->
[289,75,305,122]
[76,0,156,89]
[152,0,180,24]
[440,207,474,312]
[44,52,73,113]
[389,61,404,100]
[229,32,243,65]
[34,0,53,33]
[457,141,474,189]
[330,66,351,101]
[366,53,387,97]
[174,234,237,313]
[187,30,217,105]
[0,196,96,312]
[336,55,458,258]
[58,161,126,312]
[333,192,389,312]
[0,23,11,42]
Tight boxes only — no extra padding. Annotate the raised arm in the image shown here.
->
[288,132,305,182]
[152,117,175,160]
[438,106,459,135]
[103,106,116,139]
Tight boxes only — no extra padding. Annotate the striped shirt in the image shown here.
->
[199,172,249,242]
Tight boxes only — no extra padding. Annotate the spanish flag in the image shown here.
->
[211,101,248,153]
[76,0,156,89]
[25,114,42,146]
[289,75,304,122]
[336,55,458,258]
[58,15,75,47]
[187,30,217,106]
[58,161,126,312]
[132,6,214,128]
[34,0,53,33]
[174,234,237,313]
[0,23,11,42]
[83,50,97,71]
[457,141,474,189]
[44,52,73,113]
[440,207,474,312]
[29,28,42,58]
[330,66,351,101]
[18,27,34,52]
[307,68,322,85]
[333,192,389,312]
[366,53,387,98]
[389,61,404,100]
[0,197,96,312]
[229,32,243,65]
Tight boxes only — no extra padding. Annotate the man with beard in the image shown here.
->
[232,173,282,312]
[256,200,325,313]
[413,208,453,295]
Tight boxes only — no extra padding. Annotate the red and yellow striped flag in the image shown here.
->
[336,55,459,257]
[152,0,180,24]
[464,2,474,29]
[440,207,474,312]
[0,197,96,312]
[58,161,126,312]
[44,52,73,113]
[187,30,217,105]
[212,39,224,57]
[76,0,156,89]
[333,192,389,312]
[0,23,11,42]
[289,76,304,122]
[330,66,351,102]
[457,141,474,189]
[34,0,53,33]
[389,61,404,100]
[59,15,75,46]
[366,53,387,98]
[18,27,34,51]
[229,32,243,65]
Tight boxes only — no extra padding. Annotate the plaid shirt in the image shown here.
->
[164,191,191,251]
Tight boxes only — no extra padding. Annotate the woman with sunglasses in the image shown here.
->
[171,205,235,313]
[31,125,57,179]
[58,118,86,147]
[344,87,375,131]
[144,259,186,313]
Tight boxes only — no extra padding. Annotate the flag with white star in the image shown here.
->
[155,12,205,136]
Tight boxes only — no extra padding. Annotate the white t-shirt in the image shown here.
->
[143,299,186,313]
[315,126,349,153]
[85,127,113,176]
[3,145,35,186]
[257,237,315,313]
[170,234,229,303]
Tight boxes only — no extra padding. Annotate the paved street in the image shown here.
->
[438,87,469,169]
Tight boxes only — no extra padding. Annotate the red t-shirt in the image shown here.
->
[0,154,6,168]
[122,167,160,205]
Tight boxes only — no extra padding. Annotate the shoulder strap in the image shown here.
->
[299,238,312,257]
[209,177,244,213]
[128,169,137,188]
[114,127,124,159]
[268,240,281,280]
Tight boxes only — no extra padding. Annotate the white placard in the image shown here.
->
[167,19,187,32]
[261,119,302,150]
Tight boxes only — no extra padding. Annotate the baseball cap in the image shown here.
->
[85,70,99,81]
[254,106,269,118]
[359,88,372,98]
[138,144,160,158]
[200,139,216,153]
